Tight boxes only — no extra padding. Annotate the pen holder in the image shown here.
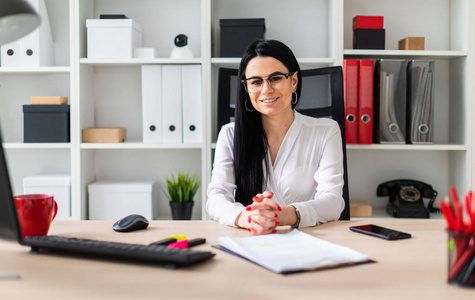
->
[447,231,475,287]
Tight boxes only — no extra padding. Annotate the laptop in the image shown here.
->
[0,129,215,268]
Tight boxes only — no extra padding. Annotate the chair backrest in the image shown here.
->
[217,66,350,220]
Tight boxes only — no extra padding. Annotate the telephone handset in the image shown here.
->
[377,179,439,218]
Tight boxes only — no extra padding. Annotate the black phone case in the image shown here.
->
[350,225,411,240]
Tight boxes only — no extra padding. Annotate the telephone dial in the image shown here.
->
[377,179,439,218]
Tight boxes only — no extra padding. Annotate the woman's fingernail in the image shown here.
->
[248,216,251,223]
[277,206,282,212]
[274,213,278,218]
[272,229,277,233]
[252,196,259,201]
[275,221,280,225]
[246,206,251,211]
[247,228,251,232]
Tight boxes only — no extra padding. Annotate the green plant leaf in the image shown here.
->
[163,171,201,203]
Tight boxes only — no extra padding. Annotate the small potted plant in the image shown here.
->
[164,171,201,220]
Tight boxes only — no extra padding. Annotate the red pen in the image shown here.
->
[442,196,456,231]
[450,186,464,231]
[168,238,206,249]
[463,194,472,234]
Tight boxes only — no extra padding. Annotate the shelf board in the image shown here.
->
[210,143,467,151]
[2,143,71,149]
[343,49,467,59]
[0,66,71,74]
[346,144,467,151]
[80,142,203,150]
[80,58,203,66]
[211,57,335,68]
[211,143,468,151]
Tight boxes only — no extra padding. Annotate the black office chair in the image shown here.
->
[217,66,350,220]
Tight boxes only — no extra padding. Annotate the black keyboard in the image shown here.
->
[23,235,215,268]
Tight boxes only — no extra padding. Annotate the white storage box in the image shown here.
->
[88,181,158,220]
[134,47,158,58]
[86,19,142,58]
[23,174,71,219]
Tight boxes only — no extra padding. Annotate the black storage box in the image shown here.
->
[220,18,265,57]
[23,105,70,143]
[353,29,385,49]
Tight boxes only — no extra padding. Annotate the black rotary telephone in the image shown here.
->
[377,179,439,218]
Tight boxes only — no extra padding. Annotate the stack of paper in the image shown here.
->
[218,230,370,273]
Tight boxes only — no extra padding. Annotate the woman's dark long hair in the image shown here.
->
[233,40,302,205]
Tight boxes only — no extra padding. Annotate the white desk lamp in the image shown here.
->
[0,0,40,45]
[0,0,40,280]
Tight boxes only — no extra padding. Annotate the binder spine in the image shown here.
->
[374,59,407,144]
[343,60,359,144]
[0,41,21,67]
[406,61,435,144]
[182,65,202,143]
[142,65,163,143]
[21,0,54,67]
[358,60,374,144]
[162,65,183,143]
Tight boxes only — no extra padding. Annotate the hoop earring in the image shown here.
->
[292,91,298,105]
[245,99,255,112]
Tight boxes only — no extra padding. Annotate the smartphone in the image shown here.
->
[349,224,411,240]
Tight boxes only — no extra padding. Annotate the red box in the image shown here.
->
[352,16,384,31]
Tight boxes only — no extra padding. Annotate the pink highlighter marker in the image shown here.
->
[168,238,206,249]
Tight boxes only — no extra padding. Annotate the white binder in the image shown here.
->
[162,65,183,143]
[141,65,163,143]
[182,65,202,143]
[20,0,54,67]
[0,41,21,67]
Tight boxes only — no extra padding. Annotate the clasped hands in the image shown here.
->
[236,191,297,235]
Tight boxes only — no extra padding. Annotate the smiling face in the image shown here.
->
[244,56,298,120]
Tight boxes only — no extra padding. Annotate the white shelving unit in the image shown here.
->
[0,0,74,219]
[0,0,473,220]
[343,0,472,211]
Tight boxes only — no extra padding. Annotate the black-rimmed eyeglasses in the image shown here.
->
[241,71,296,93]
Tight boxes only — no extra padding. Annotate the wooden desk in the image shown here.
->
[0,220,473,299]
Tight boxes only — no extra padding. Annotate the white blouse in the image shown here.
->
[206,111,345,228]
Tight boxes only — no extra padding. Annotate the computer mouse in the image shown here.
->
[112,214,149,232]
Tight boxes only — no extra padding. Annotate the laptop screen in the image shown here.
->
[0,129,22,242]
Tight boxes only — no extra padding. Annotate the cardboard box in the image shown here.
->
[88,181,158,220]
[82,127,126,143]
[350,200,373,217]
[30,96,68,105]
[23,174,71,219]
[23,105,70,143]
[398,37,425,50]
[86,19,142,58]
[220,18,265,57]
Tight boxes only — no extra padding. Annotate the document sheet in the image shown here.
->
[218,229,370,273]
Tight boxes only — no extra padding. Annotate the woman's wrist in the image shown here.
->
[235,209,249,228]
[281,205,298,226]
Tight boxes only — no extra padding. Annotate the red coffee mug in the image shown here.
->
[14,194,58,238]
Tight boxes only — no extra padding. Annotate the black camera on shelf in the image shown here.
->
[174,34,188,47]
[170,34,193,58]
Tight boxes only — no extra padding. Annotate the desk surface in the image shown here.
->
[0,219,473,299]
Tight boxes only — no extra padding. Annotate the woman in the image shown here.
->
[207,39,345,235]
